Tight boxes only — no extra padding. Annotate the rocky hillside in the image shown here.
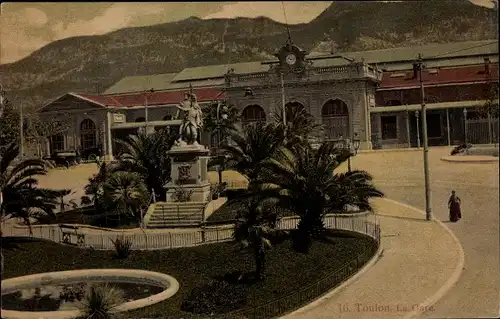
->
[0,0,496,111]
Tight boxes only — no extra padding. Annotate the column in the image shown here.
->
[105,112,114,161]
[446,108,451,146]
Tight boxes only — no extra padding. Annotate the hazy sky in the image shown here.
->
[0,1,496,65]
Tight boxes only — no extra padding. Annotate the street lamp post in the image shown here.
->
[346,138,352,172]
[414,110,421,148]
[416,55,432,221]
[463,108,468,154]
[216,102,228,185]
[144,88,154,135]
[350,133,361,172]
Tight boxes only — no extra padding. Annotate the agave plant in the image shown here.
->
[76,284,125,319]
[110,236,133,259]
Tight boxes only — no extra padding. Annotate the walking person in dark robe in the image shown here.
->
[448,190,462,222]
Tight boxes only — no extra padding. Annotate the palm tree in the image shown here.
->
[104,171,148,224]
[0,143,69,226]
[0,143,69,274]
[232,193,278,280]
[81,161,115,212]
[217,121,282,181]
[202,101,240,138]
[203,101,240,185]
[272,106,323,150]
[257,142,383,253]
[114,130,176,201]
[76,284,125,319]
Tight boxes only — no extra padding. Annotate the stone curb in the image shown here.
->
[358,146,453,154]
[440,156,499,163]
[282,240,384,318]
[380,198,466,319]
[359,148,422,154]
[1,269,180,319]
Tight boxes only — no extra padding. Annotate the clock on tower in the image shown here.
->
[274,39,308,73]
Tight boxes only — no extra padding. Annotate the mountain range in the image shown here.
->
[0,0,497,111]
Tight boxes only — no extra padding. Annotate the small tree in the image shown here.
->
[233,194,277,280]
[0,89,20,152]
[25,112,71,156]
[478,82,499,118]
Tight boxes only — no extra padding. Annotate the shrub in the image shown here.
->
[181,279,248,315]
[110,236,132,259]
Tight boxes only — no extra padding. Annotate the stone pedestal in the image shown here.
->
[164,144,211,203]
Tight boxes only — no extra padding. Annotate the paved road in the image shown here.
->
[351,147,499,319]
[284,198,460,319]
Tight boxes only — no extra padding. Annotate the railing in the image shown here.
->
[217,219,380,319]
[316,66,349,74]
[236,73,268,82]
[466,118,499,144]
[3,214,379,252]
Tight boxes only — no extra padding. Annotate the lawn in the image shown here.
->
[2,231,377,318]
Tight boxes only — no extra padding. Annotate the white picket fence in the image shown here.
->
[2,214,379,251]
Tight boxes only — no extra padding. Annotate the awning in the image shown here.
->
[369,100,496,113]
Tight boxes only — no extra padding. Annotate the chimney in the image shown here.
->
[484,57,491,75]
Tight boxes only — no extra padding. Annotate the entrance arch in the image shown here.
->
[80,119,97,150]
[241,105,266,127]
[321,99,349,140]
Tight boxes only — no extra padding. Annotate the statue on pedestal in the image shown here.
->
[175,91,203,147]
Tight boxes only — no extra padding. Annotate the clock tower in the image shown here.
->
[274,37,308,74]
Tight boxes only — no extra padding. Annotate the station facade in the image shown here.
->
[38,40,498,159]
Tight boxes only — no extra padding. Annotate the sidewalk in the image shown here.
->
[440,155,499,163]
[283,198,464,319]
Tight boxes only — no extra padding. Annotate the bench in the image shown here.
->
[58,224,85,247]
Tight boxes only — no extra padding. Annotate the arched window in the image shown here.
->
[80,119,97,150]
[321,99,349,140]
[241,105,266,127]
[285,102,305,122]
[135,117,145,122]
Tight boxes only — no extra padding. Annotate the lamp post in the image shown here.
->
[463,108,468,153]
[216,102,228,185]
[414,110,421,148]
[144,88,154,135]
[415,54,431,222]
[346,138,352,172]
[347,133,361,172]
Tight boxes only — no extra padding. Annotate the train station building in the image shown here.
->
[39,40,498,159]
